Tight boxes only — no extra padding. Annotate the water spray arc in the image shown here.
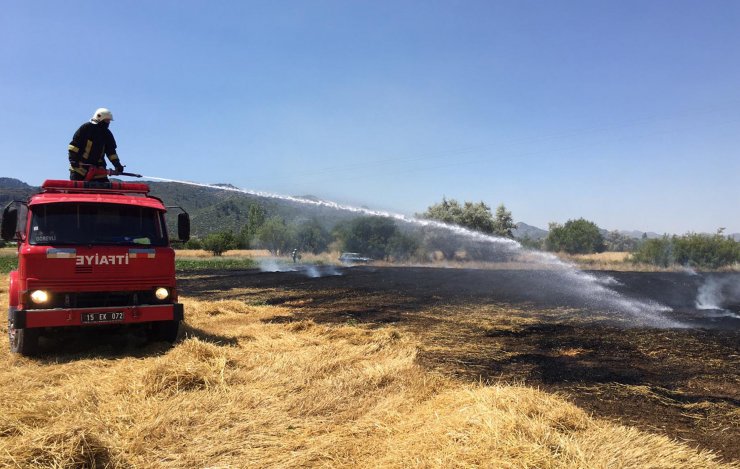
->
[144,176,684,328]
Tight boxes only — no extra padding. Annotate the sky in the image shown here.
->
[1,0,739,234]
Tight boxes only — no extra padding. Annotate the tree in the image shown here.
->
[238,204,267,249]
[604,230,640,252]
[545,218,606,254]
[336,216,399,260]
[387,232,421,261]
[672,231,739,268]
[518,235,543,250]
[183,237,203,250]
[201,230,237,256]
[255,217,295,256]
[420,198,495,233]
[631,236,674,267]
[631,232,739,269]
[296,219,332,254]
[492,204,515,238]
[421,227,459,261]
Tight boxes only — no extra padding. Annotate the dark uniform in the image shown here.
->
[68,120,123,181]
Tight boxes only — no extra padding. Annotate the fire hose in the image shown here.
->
[80,164,143,181]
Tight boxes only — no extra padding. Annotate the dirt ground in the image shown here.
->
[178,265,740,462]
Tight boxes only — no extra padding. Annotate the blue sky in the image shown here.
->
[2,1,739,234]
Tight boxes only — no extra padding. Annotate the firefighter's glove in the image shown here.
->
[113,163,124,174]
[70,161,80,168]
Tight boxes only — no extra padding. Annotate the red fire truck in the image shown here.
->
[1,179,190,355]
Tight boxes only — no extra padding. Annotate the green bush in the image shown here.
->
[630,236,674,267]
[201,231,237,256]
[631,232,739,269]
[183,237,203,250]
[545,218,605,254]
[674,233,739,268]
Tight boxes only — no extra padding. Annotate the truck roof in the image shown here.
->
[28,180,166,211]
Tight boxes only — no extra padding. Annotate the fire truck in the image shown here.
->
[2,178,190,355]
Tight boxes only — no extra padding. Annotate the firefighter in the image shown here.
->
[68,108,124,181]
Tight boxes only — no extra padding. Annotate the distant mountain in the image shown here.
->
[0,178,33,190]
[513,222,548,240]
[0,178,37,207]
[1,178,738,241]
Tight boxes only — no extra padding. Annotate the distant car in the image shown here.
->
[339,252,372,264]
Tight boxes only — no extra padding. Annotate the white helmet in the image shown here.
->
[91,107,114,122]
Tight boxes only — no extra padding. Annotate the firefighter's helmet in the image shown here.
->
[92,108,114,122]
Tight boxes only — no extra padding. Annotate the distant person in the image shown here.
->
[292,248,299,263]
[68,108,124,182]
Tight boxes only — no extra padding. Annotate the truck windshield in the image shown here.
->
[29,203,167,246]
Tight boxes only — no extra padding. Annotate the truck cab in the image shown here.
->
[2,179,190,355]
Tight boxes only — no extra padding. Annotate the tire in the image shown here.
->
[9,325,39,356]
[149,320,180,344]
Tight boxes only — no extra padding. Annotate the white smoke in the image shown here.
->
[257,258,342,278]
[695,276,740,318]
[257,258,295,273]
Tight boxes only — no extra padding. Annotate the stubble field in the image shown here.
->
[1,265,738,468]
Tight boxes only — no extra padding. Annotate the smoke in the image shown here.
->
[305,265,342,278]
[695,275,740,318]
[257,258,342,278]
[145,176,684,328]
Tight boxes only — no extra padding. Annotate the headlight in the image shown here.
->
[155,288,170,300]
[30,290,49,304]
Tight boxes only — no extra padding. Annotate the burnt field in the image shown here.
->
[179,266,740,462]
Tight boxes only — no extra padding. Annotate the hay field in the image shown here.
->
[0,284,735,468]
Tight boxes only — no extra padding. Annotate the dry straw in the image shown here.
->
[0,285,735,468]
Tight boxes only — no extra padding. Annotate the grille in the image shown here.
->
[42,290,160,309]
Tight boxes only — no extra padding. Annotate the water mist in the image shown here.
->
[145,176,685,328]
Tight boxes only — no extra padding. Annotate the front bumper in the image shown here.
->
[9,303,184,329]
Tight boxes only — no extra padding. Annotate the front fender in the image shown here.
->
[8,270,19,308]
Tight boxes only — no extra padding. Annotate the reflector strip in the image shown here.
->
[82,140,93,159]
[46,248,76,259]
[129,249,156,259]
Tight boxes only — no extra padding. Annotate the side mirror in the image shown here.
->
[177,212,190,242]
[1,203,18,241]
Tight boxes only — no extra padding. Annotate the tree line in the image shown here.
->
[182,199,739,269]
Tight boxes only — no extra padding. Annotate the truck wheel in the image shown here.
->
[149,320,180,344]
[9,326,39,356]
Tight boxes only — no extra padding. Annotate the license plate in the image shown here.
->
[81,311,125,323]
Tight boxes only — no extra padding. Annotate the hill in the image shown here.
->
[2,178,738,241]
[0,178,36,207]
[133,181,366,236]
[513,222,548,240]
[0,178,362,237]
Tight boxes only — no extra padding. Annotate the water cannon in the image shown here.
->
[81,164,143,181]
